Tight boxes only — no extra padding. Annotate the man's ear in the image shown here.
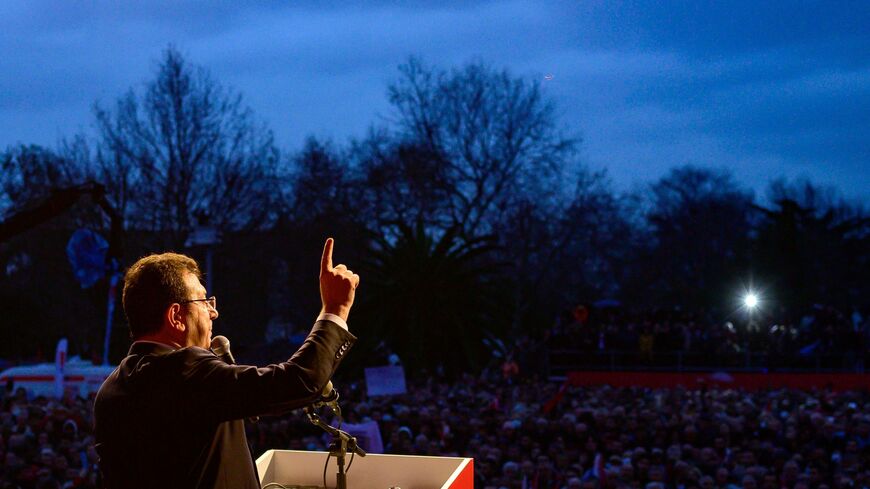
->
[165,303,186,332]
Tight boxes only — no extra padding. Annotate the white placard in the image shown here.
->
[364,366,407,397]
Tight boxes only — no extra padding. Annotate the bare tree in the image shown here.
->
[93,46,280,245]
[640,165,755,307]
[365,58,628,337]
[496,167,632,332]
[385,57,577,237]
[354,132,454,232]
[287,137,355,225]
[1,144,85,215]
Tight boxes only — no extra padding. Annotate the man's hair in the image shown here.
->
[122,253,202,338]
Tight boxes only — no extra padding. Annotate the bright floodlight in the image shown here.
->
[744,293,759,308]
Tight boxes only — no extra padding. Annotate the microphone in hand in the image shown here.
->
[210,335,236,365]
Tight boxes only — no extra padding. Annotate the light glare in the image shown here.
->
[744,293,758,308]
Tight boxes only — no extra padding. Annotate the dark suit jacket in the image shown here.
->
[94,320,355,489]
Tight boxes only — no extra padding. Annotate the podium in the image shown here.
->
[256,450,473,488]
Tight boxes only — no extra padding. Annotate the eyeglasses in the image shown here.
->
[181,296,217,312]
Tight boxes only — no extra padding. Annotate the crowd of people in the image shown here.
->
[4,368,870,488]
[250,371,870,489]
[546,305,868,371]
[0,387,98,488]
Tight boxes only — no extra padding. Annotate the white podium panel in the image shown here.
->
[257,450,473,489]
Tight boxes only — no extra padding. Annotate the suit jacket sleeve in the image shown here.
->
[174,319,355,422]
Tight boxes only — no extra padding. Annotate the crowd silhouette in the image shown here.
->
[3,361,870,488]
[547,305,868,372]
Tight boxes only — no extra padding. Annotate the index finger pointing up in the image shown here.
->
[321,238,334,273]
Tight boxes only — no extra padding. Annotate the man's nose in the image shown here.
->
[210,309,219,320]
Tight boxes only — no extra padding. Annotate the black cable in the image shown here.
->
[345,450,355,474]
[322,451,330,489]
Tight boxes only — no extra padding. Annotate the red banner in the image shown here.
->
[565,371,870,391]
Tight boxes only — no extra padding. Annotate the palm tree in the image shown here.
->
[355,220,508,377]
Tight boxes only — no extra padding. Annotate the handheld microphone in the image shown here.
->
[210,336,257,423]
[210,335,236,365]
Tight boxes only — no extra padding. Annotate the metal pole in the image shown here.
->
[103,272,120,365]
[335,440,348,489]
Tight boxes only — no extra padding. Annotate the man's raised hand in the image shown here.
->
[319,238,359,321]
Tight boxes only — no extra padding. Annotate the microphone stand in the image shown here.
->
[303,403,366,489]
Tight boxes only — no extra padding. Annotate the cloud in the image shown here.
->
[0,1,866,201]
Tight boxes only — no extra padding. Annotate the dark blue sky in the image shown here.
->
[1,1,867,201]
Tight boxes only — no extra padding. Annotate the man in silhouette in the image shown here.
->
[94,238,358,489]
